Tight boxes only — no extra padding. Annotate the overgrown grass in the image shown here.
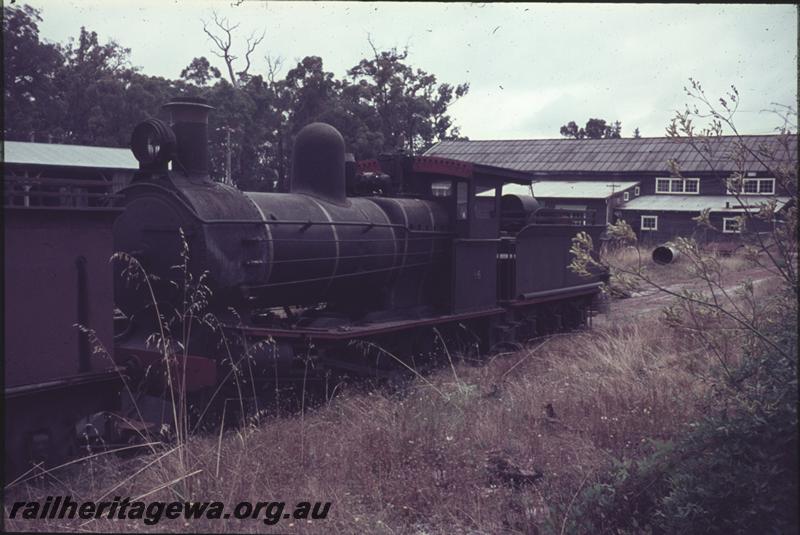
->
[602,243,757,295]
[5,234,791,533]
[5,309,739,533]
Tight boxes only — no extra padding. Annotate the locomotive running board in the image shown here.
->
[5,369,122,399]
[224,307,507,341]
[501,282,604,307]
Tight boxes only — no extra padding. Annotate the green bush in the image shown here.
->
[559,327,798,535]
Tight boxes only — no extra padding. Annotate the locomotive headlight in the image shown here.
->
[130,118,176,169]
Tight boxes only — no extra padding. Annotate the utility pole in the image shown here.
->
[225,126,232,185]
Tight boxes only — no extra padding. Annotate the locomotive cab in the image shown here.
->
[353,155,535,314]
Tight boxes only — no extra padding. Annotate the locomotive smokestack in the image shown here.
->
[162,97,214,177]
[291,123,346,203]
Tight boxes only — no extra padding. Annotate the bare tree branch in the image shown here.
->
[265,54,284,85]
[202,10,263,88]
[239,30,265,82]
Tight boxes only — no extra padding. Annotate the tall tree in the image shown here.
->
[180,56,221,86]
[559,120,585,139]
[3,6,471,193]
[202,11,264,88]
[284,56,340,132]
[54,27,135,144]
[347,42,469,154]
[3,4,64,141]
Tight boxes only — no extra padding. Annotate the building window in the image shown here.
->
[758,180,775,194]
[728,177,775,195]
[431,180,453,197]
[623,191,630,201]
[723,217,741,234]
[456,181,468,220]
[656,177,700,194]
[641,215,658,231]
[634,186,640,196]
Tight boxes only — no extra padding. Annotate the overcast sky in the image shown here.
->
[30,1,798,140]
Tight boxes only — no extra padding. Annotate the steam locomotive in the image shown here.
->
[4,97,607,476]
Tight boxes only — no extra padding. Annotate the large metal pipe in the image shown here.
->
[652,244,679,265]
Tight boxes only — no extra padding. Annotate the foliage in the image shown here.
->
[180,56,221,86]
[559,320,798,535]
[567,81,798,534]
[347,43,470,154]
[666,79,798,297]
[560,118,622,139]
[3,4,64,141]
[3,5,468,191]
[3,5,193,146]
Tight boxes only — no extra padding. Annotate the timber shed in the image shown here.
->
[425,134,797,242]
[2,141,137,208]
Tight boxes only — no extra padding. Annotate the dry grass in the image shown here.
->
[603,243,755,292]
[5,239,778,534]
[5,312,731,534]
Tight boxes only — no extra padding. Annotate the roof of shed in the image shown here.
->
[3,141,138,170]
[482,181,639,199]
[424,135,798,174]
[531,180,639,198]
[617,195,793,213]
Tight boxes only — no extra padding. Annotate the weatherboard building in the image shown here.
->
[3,141,137,208]
[424,134,796,243]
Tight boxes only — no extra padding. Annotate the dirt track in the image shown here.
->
[597,264,780,325]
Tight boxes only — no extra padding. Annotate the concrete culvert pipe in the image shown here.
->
[652,244,679,265]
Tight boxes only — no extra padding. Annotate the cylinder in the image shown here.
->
[161,97,214,177]
[652,244,679,265]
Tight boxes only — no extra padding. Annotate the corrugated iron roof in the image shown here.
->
[3,141,138,170]
[617,195,792,213]
[478,181,639,199]
[531,180,639,198]
[424,135,798,174]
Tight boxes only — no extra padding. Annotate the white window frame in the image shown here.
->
[656,178,671,193]
[634,186,640,196]
[640,215,658,231]
[727,177,775,196]
[757,179,775,194]
[656,177,700,195]
[722,217,741,234]
[623,191,630,202]
[743,179,759,194]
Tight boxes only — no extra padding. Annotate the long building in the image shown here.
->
[425,134,796,243]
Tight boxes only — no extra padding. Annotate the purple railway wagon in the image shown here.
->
[4,180,122,477]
